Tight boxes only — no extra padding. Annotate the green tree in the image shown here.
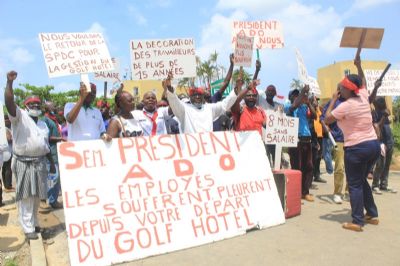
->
[232,69,251,86]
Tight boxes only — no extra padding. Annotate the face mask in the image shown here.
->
[245,100,256,108]
[191,101,203,109]
[26,107,42,117]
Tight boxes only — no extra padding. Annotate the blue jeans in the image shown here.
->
[322,138,333,174]
[372,144,394,190]
[47,163,61,204]
[344,140,380,225]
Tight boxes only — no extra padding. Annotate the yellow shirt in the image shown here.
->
[314,108,323,138]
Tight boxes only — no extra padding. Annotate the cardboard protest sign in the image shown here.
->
[211,79,232,97]
[39,33,114,78]
[264,111,299,170]
[365,69,400,96]
[340,27,384,49]
[130,38,196,80]
[294,48,321,95]
[264,111,299,147]
[94,58,121,82]
[234,35,254,67]
[232,21,284,49]
[58,131,285,266]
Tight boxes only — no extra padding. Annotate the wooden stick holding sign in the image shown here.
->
[274,144,282,171]
[355,29,367,60]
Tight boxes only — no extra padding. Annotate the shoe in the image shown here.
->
[342,222,363,232]
[381,187,397,194]
[50,201,63,209]
[25,232,39,240]
[4,187,15,192]
[364,215,379,225]
[333,194,343,204]
[314,177,327,183]
[372,187,382,195]
[302,194,314,202]
[35,226,41,233]
[343,193,350,201]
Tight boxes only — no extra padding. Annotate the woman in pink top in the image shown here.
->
[324,57,382,232]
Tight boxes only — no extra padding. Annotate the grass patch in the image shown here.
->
[3,258,18,266]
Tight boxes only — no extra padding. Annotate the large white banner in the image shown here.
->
[58,131,285,266]
[264,111,299,147]
[365,69,400,96]
[232,21,284,49]
[39,32,114,78]
[130,38,196,80]
[234,35,254,67]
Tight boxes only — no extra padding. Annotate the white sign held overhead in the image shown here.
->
[234,35,254,67]
[232,21,284,49]
[130,38,196,80]
[365,69,400,96]
[294,48,308,82]
[305,76,321,96]
[38,32,114,78]
[94,57,121,82]
[58,131,285,266]
[294,48,321,95]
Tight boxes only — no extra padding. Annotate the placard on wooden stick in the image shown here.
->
[340,27,384,49]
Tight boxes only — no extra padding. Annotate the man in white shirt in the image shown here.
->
[4,70,56,240]
[163,75,238,134]
[64,83,109,141]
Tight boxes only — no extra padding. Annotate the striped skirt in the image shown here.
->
[11,156,47,201]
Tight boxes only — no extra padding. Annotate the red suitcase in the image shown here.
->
[273,169,302,218]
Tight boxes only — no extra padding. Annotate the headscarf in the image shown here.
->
[340,77,361,94]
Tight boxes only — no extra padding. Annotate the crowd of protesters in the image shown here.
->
[1,54,397,240]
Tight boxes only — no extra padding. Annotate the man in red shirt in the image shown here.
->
[231,82,266,136]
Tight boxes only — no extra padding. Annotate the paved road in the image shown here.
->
[45,171,400,266]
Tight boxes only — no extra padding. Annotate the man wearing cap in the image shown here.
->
[284,85,316,202]
[4,70,56,240]
[163,73,238,134]
[64,82,109,141]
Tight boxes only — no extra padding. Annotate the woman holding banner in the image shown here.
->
[324,56,382,232]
